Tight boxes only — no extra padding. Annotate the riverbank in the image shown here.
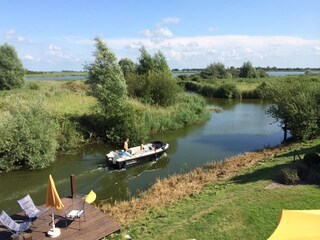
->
[101,138,320,239]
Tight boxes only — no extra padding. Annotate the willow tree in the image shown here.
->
[0,43,25,90]
[84,37,127,117]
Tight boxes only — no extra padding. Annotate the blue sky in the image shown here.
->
[1,0,319,71]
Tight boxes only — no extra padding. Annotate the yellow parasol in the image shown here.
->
[46,175,64,209]
[46,175,64,238]
[268,210,320,240]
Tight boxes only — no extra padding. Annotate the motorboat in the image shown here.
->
[106,141,169,169]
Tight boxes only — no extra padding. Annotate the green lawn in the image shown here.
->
[106,139,320,240]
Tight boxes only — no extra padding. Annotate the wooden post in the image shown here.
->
[70,174,76,197]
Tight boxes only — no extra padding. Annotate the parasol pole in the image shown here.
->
[52,210,55,230]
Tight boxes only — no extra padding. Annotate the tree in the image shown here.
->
[136,46,154,74]
[0,43,25,90]
[239,61,258,78]
[200,63,229,79]
[136,47,171,75]
[84,37,127,117]
[153,51,171,74]
[119,58,136,80]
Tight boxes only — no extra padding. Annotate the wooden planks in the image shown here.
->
[0,198,121,240]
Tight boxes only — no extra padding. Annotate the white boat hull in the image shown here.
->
[106,141,169,169]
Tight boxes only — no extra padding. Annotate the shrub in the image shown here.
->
[297,161,320,184]
[216,83,240,98]
[26,82,41,90]
[281,167,299,184]
[200,84,218,98]
[55,117,82,151]
[184,81,202,93]
[127,72,179,107]
[176,74,190,81]
[63,81,88,94]
[241,89,260,99]
[265,78,320,140]
[0,99,57,171]
[303,152,320,170]
[105,103,148,146]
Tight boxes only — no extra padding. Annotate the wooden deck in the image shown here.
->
[0,197,121,240]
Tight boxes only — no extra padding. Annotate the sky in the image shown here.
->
[1,0,319,71]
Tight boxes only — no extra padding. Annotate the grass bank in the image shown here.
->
[101,138,320,240]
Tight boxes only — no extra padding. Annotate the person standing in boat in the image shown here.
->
[123,138,131,156]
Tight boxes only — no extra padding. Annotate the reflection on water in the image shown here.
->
[0,98,282,213]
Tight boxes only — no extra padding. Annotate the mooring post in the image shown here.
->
[70,174,76,197]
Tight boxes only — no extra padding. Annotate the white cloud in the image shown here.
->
[5,30,25,42]
[49,44,61,51]
[48,44,71,59]
[23,54,34,60]
[161,17,180,25]
[105,35,320,68]
[141,17,179,44]
[155,27,173,38]
[313,46,320,55]
[141,29,153,38]
[208,27,219,32]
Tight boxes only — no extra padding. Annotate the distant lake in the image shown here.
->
[266,71,304,76]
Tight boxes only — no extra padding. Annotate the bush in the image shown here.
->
[303,152,320,170]
[241,89,260,99]
[63,81,88,94]
[281,167,299,184]
[26,82,41,90]
[0,99,57,171]
[295,152,320,184]
[127,72,179,107]
[265,78,320,140]
[216,83,240,98]
[176,74,190,81]
[55,117,82,151]
[105,103,148,146]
